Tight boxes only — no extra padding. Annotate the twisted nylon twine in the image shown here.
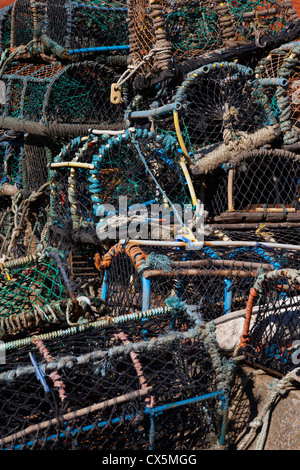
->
[237,367,300,450]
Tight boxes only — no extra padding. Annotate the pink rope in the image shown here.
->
[32,337,69,405]
[114,331,155,409]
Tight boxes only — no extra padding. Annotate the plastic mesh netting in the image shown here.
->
[0,0,300,453]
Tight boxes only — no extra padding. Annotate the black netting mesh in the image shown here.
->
[174,63,273,156]
[0,0,300,453]
[2,61,126,127]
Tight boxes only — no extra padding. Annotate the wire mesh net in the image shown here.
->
[0,301,234,450]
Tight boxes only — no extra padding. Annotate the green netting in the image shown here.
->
[165,0,223,58]
[127,0,298,72]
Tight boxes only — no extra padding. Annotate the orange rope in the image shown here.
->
[239,287,258,348]
[94,242,148,271]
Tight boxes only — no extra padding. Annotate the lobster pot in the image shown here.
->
[0,252,73,340]
[62,0,129,53]
[253,42,294,123]
[1,61,125,128]
[9,0,45,49]
[49,130,192,241]
[96,242,276,321]
[0,130,24,190]
[0,304,233,450]
[224,0,298,47]
[165,0,222,61]
[153,62,272,158]
[0,2,13,52]
[239,268,300,375]
[22,135,54,191]
[208,223,300,249]
[254,42,300,147]
[9,0,128,53]
[49,140,100,238]
[127,0,297,72]
[279,59,300,147]
[127,62,271,145]
[203,149,300,224]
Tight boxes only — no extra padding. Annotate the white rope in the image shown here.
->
[237,367,300,450]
